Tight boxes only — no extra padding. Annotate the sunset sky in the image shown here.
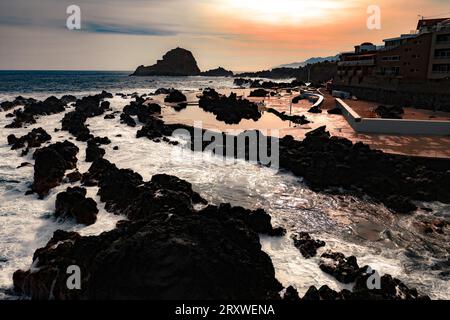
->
[1,0,449,71]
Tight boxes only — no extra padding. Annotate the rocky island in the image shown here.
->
[131,47,201,76]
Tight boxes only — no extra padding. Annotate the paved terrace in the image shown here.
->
[158,88,450,159]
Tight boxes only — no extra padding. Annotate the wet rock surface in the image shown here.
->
[308,105,322,114]
[327,107,343,115]
[13,212,282,300]
[5,96,68,128]
[55,187,98,225]
[164,89,187,103]
[154,124,450,213]
[120,113,136,127]
[319,251,361,283]
[32,141,79,197]
[248,79,305,89]
[198,88,261,124]
[249,89,270,97]
[303,272,429,300]
[292,232,326,258]
[375,105,404,119]
[0,96,37,112]
[61,91,112,141]
[14,157,285,300]
[7,128,51,155]
[266,108,310,125]
[85,140,105,162]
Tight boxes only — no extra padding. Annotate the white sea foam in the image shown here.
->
[0,93,448,300]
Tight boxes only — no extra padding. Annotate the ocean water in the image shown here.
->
[0,71,237,102]
[0,71,449,300]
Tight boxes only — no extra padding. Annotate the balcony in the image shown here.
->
[338,59,375,67]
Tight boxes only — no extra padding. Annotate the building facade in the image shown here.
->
[335,18,450,88]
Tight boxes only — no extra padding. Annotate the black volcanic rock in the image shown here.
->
[233,78,253,87]
[12,159,287,299]
[283,286,301,301]
[132,48,201,76]
[303,268,429,300]
[128,118,450,213]
[32,141,79,197]
[55,187,98,225]
[85,140,105,162]
[61,92,111,141]
[266,108,310,125]
[249,89,270,97]
[5,96,67,128]
[120,113,136,127]
[319,251,360,284]
[308,105,322,114]
[164,89,187,103]
[122,96,161,124]
[1,96,37,112]
[292,95,304,103]
[13,210,282,300]
[327,107,342,114]
[200,67,234,77]
[375,105,404,119]
[292,232,325,258]
[198,88,261,124]
[7,128,51,154]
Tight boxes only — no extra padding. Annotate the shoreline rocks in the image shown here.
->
[266,108,310,125]
[134,120,449,213]
[292,232,326,258]
[164,89,187,103]
[13,211,282,300]
[5,96,67,128]
[32,141,79,198]
[249,89,270,97]
[14,158,286,300]
[85,140,105,162]
[7,128,52,155]
[198,88,261,124]
[55,187,98,225]
[319,251,361,284]
[61,91,112,141]
[375,105,404,119]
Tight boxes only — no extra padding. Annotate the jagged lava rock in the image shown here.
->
[13,211,282,299]
[292,232,326,258]
[32,141,79,197]
[55,187,98,225]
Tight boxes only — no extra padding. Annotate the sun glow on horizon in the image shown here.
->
[220,0,351,25]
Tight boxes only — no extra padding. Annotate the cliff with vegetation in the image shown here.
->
[235,61,337,83]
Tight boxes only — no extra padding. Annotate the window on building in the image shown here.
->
[382,56,401,61]
[437,34,450,44]
[435,49,450,59]
[432,64,450,73]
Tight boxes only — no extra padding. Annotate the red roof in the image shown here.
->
[417,18,448,29]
